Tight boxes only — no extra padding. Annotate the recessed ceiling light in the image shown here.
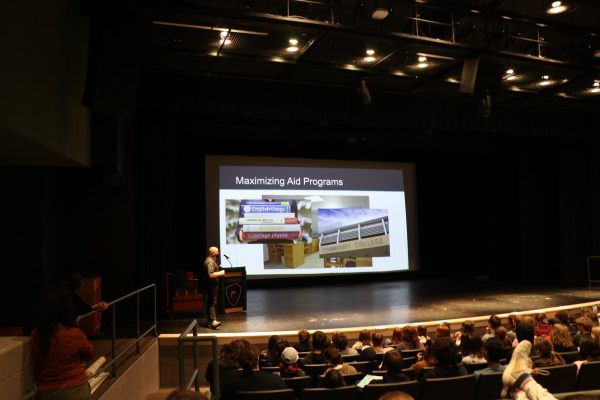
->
[371,8,390,20]
[364,56,376,62]
[289,38,298,45]
[286,46,299,52]
[542,75,550,80]
[366,49,375,56]
[418,56,427,62]
[547,1,568,14]
[417,62,429,68]
[506,75,517,81]
[506,68,514,75]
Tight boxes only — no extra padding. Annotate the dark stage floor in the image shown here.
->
[158,278,600,334]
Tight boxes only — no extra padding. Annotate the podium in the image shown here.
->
[218,266,247,313]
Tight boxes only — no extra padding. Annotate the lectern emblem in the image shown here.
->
[226,283,241,306]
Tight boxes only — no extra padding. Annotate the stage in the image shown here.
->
[158,277,600,335]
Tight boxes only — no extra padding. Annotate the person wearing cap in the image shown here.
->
[279,347,305,378]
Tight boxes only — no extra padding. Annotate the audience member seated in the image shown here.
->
[389,327,403,347]
[372,332,393,354]
[473,339,506,379]
[495,326,513,348]
[553,310,577,333]
[506,314,521,343]
[420,337,467,381]
[294,329,311,353]
[532,337,565,367]
[31,287,95,400]
[411,338,435,378]
[435,324,450,340]
[482,315,502,342]
[454,320,475,348]
[417,325,430,345]
[591,326,600,347]
[581,307,600,326]
[279,347,306,378]
[320,369,346,388]
[460,334,487,366]
[260,335,289,367]
[221,340,287,400]
[574,339,600,373]
[301,331,328,365]
[396,326,424,351]
[332,332,358,356]
[324,346,357,375]
[205,342,240,396]
[507,316,535,358]
[166,389,208,400]
[551,323,577,353]
[381,350,409,382]
[573,317,594,347]
[352,329,372,351]
[534,313,552,338]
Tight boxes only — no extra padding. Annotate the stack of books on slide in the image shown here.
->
[237,200,300,241]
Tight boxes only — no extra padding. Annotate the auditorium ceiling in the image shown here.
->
[141,0,600,111]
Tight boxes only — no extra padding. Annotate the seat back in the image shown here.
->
[557,351,580,364]
[533,364,577,394]
[576,360,600,390]
[300,364,329,386]
[283,375,313,397]
[347,361,379,374]
[474,372,503,400]
[361,381,421,400]
[300,385,360,400]
[401,349,424,359]
[236,388,295,400]
[465,362,489,374]
[261,366,280,373]
[342,354,360,363]
[341,372,365,385]
[421,374,476,400]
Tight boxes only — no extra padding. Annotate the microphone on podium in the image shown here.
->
[223,254,230,260]
[223,254,233,267]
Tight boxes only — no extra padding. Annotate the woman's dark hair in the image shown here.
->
[298,329,310,344]
[461,334,484,358]
[233,340,259,372]
[219,343,239,369]
[325,346,342,365]
[321,369,346,388]
[432,338,459,366]
[36,287,77,355]
[579,339,600,361]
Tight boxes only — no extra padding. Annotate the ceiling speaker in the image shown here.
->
[460,57,504,95]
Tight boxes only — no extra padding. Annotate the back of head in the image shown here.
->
[488,315,502,330]
[36,286,77,355]
[461,334,484,356]
[321,369,345,388]
[554,310,570,325]
[382,349,403,373]
[579,339,600,361]
[298,329,310,344]
[358,329,371,344]
[461,320,475,335]
[325,346,342,365]
[312,331,328,350]
[166,390,208,400]
[281,347,299,365]
[484,338,505,363]
[372,332,384,347]
[534,337,553,358]
[233,339,259,372]
[332,332,348,351]
[432,337,458,366]
[436,324,450,339]
[516,319,535,343]
[379,392,415,400]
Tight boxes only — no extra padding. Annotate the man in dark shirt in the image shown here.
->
[204,246,225,330]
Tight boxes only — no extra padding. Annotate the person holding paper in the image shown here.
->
[204,246,225,330]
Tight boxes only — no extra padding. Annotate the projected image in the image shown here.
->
[213,162,411,277]
[317,208,390,260]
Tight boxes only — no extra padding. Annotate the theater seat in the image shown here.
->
[533,364,577,393]
[474,372,503,400]
[576,360,600,390]
[236,388,295,400]
[421,375,476,400]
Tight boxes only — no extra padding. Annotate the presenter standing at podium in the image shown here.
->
[204,246,225,330]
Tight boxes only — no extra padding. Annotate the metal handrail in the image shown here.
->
[177,319,220,398]
[78,283,158,379]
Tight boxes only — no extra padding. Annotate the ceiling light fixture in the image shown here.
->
[547,1,568,14]
[591,81,600,94]
[363,49,376,62]
[371,7,390,20]
[219,31,232,46]
[539,75,552,86]
[417,56,428,68]
[504,68,517,81]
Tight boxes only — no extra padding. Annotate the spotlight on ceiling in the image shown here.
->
[547,1,568,14]
[371,7,390,20]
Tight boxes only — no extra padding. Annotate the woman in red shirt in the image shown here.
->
[31,288,94,400]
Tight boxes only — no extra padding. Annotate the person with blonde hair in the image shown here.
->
[550,323,577,352]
